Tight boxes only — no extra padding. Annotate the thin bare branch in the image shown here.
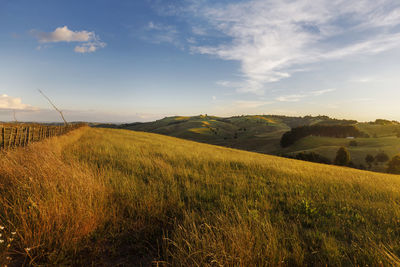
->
[38,89,68,125]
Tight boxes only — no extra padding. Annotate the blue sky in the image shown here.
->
[2,0,400,122]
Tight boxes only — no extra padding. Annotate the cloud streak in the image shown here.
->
[188,0,400,93]
[142,21,181,47]
[276,88,335,102]
[32,26,106,53]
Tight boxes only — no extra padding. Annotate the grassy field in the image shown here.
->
[99,116,400,174]
[1,127,400,266]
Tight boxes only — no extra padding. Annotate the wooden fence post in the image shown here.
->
[2,127,5,149]
[13,127,19,147]
[26,127,30,145]
[1,127,3,149]
[8,128,14,149]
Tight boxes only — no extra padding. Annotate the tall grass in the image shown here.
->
[1,127,400,265]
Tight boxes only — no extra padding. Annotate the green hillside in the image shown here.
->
[101,115,354,153]
[98,115,400,173]
[1,127,400,266]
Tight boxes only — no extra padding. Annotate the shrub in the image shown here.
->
[365,154,374,169]
[334,147,350,166]
[375,152,389,163]
[387,154,400,174]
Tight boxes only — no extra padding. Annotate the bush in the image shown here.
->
[334,147,350,166]
[365,154,374,169]
[387,154,400,174]
[375,152,389,163]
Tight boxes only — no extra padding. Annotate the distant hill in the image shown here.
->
[98,115,354,153]
[96,115,400,173]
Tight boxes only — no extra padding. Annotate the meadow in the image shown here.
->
[112,115,400,173]
[1,126,400,266]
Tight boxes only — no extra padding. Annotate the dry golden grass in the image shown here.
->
[1,127,400,266]
[0,128,108,265]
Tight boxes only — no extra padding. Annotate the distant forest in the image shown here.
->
[280,125,368,147]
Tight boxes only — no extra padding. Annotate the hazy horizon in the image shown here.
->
[2,0,400,123]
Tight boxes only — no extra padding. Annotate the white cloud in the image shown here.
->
[277,88,334,102]
[276,94,306,102]
[216,80,241,87]
[190,0,400,93]
[32,26,106,53]
[74,41,106,53]
[310,88,336,96]
[212,96,217,101]
[0,94,37,110]
[34,26,92,43]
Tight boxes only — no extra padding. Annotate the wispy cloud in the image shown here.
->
[187,0,400,93]
[277,88,335,102]
[32,26,106,53]
[276,94,306,103]
[143,21,181,47]
[192,26,207,36]
[310,88,336,96]
[0,94,37,110]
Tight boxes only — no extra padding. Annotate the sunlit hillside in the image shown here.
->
[99,115,400,173]
[1,127,400,266]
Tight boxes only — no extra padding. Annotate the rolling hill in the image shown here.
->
[97,115,400,173]
[1,126,400,266]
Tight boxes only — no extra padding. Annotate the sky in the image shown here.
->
[2,0,400,123]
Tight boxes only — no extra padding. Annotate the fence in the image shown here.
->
[0,123,86,150]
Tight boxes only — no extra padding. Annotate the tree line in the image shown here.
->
[284,147,400,174]
[280,125,368,147]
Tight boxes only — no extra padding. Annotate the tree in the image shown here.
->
[375,151,389,163]
[365,154,374,169]
[334,147,350,166]
[387,154,400,174]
